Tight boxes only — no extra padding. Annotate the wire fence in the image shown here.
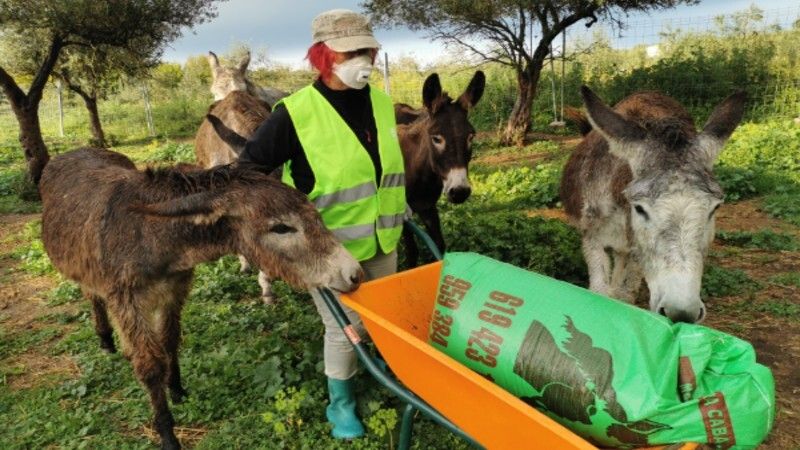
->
[1,5,798,145]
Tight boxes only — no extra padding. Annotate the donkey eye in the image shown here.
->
[269,223,296,234]
[431,135,445,147]
[633,204,650,221]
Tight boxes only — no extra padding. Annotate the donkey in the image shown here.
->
[560,86,746,323]
[195,90,270,167]
[196,89,278,301]
[398,71,485,266]
[208,51,288,108]
[40,148,362,450]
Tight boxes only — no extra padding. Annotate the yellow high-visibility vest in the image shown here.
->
[278,85,406,261]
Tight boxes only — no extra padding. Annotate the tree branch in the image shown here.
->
[0,65,26,106]
[29,34,65,102]
[54,70,92,102]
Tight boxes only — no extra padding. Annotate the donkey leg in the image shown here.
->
[418,206,446,256]
[402,222,420,268]
[88,294,116,353]
[257,271,276,305]
[583,237,611,296]
[161,304,188,404]
[609,251,635,303]
[112,301,180,450]
[238,254,252,273]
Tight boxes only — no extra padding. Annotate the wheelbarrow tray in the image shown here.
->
[341,261,697,450]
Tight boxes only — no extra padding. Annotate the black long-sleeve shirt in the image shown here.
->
[239,79,381,194]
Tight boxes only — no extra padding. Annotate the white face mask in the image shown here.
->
[332,54,373,89]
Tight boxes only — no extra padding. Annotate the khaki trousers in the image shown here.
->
[310,249,397,380]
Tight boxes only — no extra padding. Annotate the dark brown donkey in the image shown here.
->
[40,148,362,450]
[398,71,485,266]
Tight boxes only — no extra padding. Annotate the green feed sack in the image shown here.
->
[428,252,775,449]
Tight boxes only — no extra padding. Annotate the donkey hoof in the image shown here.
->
[261,294,276,306]
[160,436,181,450]
[99,338,117,354]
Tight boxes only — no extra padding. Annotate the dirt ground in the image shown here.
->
[1,197,798,447]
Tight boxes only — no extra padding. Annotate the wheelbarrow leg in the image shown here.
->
[398,403,416,450]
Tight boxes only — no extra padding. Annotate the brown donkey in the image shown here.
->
[207,51,288,108]
[195,90,276,301]
[398,71,485,266]
[40,148,362,449]
[195,90,270,168]
[560,86,746,323]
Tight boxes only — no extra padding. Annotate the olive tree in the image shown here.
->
[0,0,223,182]
[362,0,695,145]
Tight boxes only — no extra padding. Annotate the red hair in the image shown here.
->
[306,42,337,81]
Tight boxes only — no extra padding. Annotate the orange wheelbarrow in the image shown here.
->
[318,221,697,450]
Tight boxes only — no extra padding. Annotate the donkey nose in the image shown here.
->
[657,303,705,324]
[447,186,471,204]
[350,270,363,286]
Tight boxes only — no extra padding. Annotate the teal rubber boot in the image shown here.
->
[326,377,365,439]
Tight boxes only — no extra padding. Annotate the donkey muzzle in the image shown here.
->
[447,186,472,204]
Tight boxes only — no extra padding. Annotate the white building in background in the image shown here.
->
[646,44,661,58]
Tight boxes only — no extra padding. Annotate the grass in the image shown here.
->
[769,272,800,288]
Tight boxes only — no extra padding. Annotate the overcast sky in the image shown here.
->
[161,0,796,67]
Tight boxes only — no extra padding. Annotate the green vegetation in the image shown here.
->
[701,264,762,299]
[716,230,799,251]
[769,272,800,288]
[1,6,799,447]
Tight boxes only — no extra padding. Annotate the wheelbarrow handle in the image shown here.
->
[403,219,443,261]
[317,287,482,449]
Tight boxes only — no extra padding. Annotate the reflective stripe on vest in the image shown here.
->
[278,85,406,261]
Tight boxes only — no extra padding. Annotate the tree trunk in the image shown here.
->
[0,36,64,184]
[15,100,50,185]
[82,95,107,147]
[502,70,538,146]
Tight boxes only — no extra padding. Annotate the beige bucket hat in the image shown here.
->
[312,9,380,52]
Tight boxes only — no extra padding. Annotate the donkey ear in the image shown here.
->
[458,71,485,110]
[237,51,251,73]
[132,192,227,225]
[208,51,221,72]
[581,86,645,144]
[207,114,247,155]
[698,91,746,165]
[422,73,442,112]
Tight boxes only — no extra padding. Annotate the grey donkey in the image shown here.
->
[560,86,746,323]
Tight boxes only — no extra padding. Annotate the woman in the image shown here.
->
[239,9,406,439]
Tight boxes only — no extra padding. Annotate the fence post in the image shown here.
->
[141,83,156,137]
[56,79,64,138]
[383,52,391,95]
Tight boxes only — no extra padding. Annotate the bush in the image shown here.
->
[717,121,800,182]
[143,140,196,163]
[763,185,800,226]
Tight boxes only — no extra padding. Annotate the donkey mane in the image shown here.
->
[640,117,696,151]
[142,164,271,198]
